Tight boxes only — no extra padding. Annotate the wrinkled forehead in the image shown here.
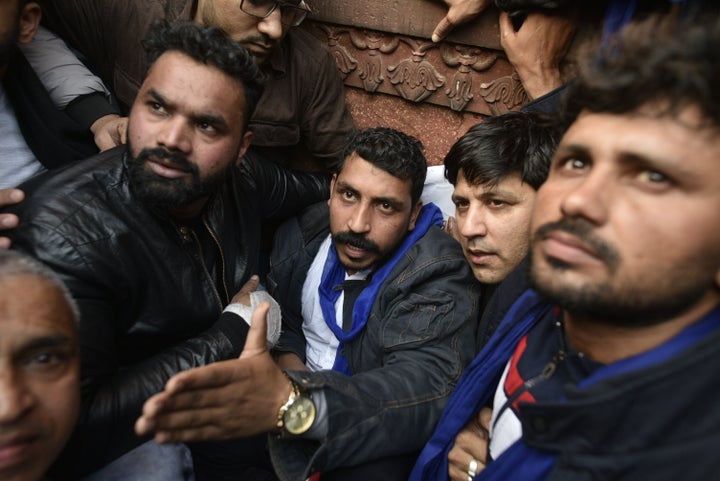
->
[0,274,76,331]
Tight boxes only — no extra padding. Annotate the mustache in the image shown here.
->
[333,231,380,254]
[533,218,619,267]
[135,147,198,175]
[244,34,274,47]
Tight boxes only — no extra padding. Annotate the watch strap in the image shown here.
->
[276,373,300,430]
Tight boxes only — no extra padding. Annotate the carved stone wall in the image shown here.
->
[302,1,528,165]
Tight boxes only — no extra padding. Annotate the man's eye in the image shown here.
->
[561,157,587,170]
[149,102,166,113]
[379,202,394,212]
[23,352,66,369]
[639,170,669,184]
[34,353,55,364]
[452,198,469,210]
[488,199,507,208]
[197,122,217,133]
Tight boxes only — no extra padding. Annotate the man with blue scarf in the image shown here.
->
[136,127,480,481]
[411,8,720,481]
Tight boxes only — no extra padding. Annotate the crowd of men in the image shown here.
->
[0,0,718,481]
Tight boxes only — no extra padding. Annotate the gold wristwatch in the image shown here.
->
[277,375,316,436]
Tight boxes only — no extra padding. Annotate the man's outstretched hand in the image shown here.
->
[135,302,292,443]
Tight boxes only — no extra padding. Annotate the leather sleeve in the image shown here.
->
[12,222,249,478]
[240,153,331,223]
[267,203,332,362]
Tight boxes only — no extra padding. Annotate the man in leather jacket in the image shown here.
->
[39,0,355,173]
[3,21,328,479]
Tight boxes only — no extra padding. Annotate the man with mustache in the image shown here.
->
[0,250,80,481]
[135,127,480,481]
[411,9,720,481]
[38,0,354,173]
[439,111,561,481]
[2,20,328,480]
[444,111,561,341]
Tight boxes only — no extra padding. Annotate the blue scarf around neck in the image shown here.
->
[410,290,720,481]
[318,202,444,375]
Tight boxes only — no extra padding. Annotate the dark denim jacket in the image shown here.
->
[266,202,481,480]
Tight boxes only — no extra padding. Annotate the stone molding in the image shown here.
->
[304,20,527,116]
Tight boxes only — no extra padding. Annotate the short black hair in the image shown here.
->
[143,20,265,125]
[444,111,561,190]
[339,128,427,204]
[563,5,720,130]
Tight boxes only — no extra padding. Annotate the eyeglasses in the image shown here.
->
[239,0,310,27]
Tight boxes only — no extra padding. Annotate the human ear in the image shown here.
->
[17,2,41,45]
[234,131,253,166]
[408,200,423,231]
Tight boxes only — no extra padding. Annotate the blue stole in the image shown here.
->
[318,202,444,375]
[410,290,720,481]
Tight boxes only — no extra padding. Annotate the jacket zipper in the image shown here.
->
[202,218,230,306]
[186,227,224,311]
[492,350,567,433]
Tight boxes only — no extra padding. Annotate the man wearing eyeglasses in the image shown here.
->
[39,0,355,172]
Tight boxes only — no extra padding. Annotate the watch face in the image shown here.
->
[284,396,316,435]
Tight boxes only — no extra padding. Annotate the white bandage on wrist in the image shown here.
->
[223,291,282,347]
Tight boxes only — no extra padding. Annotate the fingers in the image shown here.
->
[116,117,128,145]
[135,361,247,437]
[447,410,490,480]
[444,216,461,243]
[498,11,514,43]
[449,442,486,481]
[432,15,455,43]
[136,404,232,444]
[0,188,24,208]
[478,406,493,431]
[239,275,260,294]
[162,359,243,396]
[230,274,259,305]
[449,452,486,481]
[239,302,270,359]
[0,213,18,232]
[0,189,23,249]
[433,0,493,42]
[154,424,231,444]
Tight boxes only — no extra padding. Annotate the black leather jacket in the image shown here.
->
[5,147,329,477]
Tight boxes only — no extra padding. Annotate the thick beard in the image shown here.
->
[529,248,713,328]
[126,144,229,211]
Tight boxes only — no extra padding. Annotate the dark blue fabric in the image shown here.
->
[318,203,444,375]
[602,0,690,46]
[411,288,720,481]
[409,289,552,481]
[577,304,720,389]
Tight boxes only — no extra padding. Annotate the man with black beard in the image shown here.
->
[2,20,328,480]
[411,8,720,481]
[135,127,480,481]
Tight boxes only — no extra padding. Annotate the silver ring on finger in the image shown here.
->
[468,458,479,478]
